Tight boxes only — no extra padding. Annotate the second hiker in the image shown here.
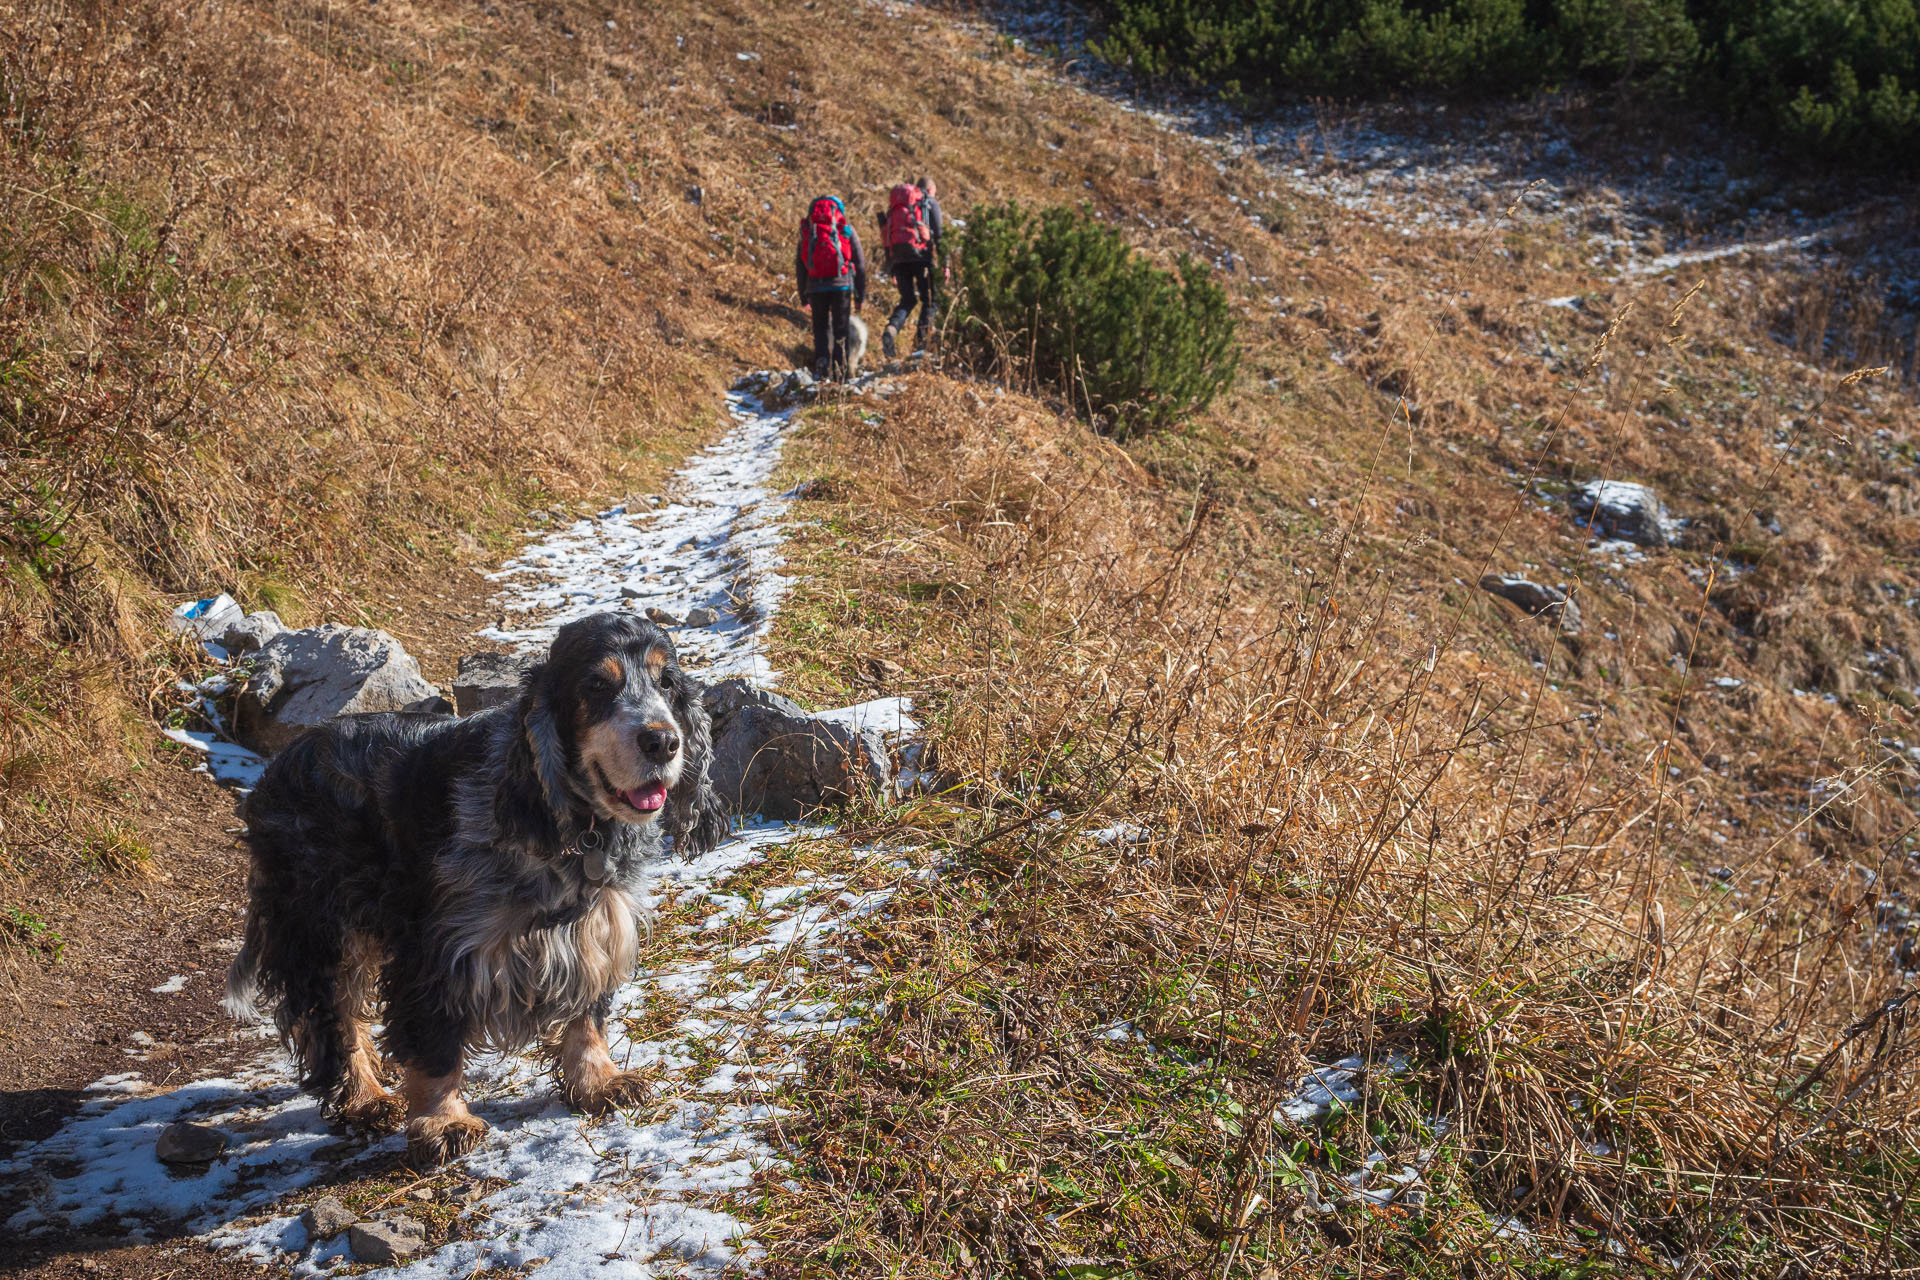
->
[874,176,945,359]
[795,194,868,381]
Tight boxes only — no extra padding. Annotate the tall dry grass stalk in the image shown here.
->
[767,379,1917,1275]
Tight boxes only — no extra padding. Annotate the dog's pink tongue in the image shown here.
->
[624,781,668,812]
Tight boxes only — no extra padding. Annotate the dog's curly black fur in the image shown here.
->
[225,612,729,1162]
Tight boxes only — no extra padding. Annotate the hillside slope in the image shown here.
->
[3,0,1918,1275]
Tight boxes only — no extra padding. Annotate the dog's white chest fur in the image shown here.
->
[443,882,642,1048]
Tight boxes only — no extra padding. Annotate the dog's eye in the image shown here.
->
[657,669,676,692]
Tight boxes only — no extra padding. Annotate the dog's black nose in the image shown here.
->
[639,725,681,762]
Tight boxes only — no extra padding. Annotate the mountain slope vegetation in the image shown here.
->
[2,0,1917,1274]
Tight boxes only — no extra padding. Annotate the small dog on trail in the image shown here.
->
[224,612,729,1165]
[845,313,868,378]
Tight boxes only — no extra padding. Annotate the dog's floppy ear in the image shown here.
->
[495,662,578,851]
[663,672,730,858]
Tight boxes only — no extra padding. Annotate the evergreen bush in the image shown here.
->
[1087,0,1919,168]
[953,202,1239,435]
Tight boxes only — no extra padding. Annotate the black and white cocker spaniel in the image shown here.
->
[224,611,729,1164]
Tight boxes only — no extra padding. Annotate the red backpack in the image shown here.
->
[806,196,854,279]
[885,183,930,253]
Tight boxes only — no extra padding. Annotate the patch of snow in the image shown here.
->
[478,389,801,680]
[161,726,266,792]
[810,696,920,737]
[6,379,917,1279]
[1273,1055,1407,1126]
[149,976,189,995]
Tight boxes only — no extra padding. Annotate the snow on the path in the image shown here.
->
[161,723,267,791]
[5,387,906,1277]
[478,388,803,681]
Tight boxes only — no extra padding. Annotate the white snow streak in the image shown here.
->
[478,388,802,681]
[4,388,886,1279]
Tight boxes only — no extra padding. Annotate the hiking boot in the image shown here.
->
[881,326,898,359]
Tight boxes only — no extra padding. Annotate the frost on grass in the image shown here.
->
[5,386,907,1278]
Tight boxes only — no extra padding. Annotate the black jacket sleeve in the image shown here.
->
[794,218,810,297]
[847,226,868,306]
[926,196,945,258]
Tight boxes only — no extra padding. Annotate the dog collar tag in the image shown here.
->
[582,846,610,883]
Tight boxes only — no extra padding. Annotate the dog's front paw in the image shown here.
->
[336,1090,406,1134]
[406,1112,489,1165]
[569,1069,650,1117]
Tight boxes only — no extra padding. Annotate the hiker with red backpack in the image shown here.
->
[794,194,868,381]
[873,176,946,359]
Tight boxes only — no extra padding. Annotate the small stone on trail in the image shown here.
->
[349,1217,427,1265]
[233,624,447,755]
[409,1186,435,1201]
[645,607,680,626]
[1478,574,1582,634]
[619,584,645,600]
[217,610,287,654]
[703,678,893,819]
[128,1030,156,1048]
[684,606,719,627]
[155,1121,225,1164]
[302,1195,357,1240]
[1569,479,1669,547]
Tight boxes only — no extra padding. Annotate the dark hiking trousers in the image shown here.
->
[886,263,938,345]
[810,287,853,380]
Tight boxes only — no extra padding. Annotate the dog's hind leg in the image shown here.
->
[554,1002,648,1115]
[334,933,402,1131]
[259,912,364,1117]
[401,1066,489,1165]
[384,957,488,1164]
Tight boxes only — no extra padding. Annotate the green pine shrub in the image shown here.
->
[1086,0,1919,168]
[952,202,1239,435]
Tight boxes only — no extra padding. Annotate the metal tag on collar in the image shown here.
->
[576,824,610,883]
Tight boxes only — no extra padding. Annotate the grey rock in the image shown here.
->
[684,606,719,627]
[645,607,681,626]
[619,584,646,600]
[217,610,286,655]
[301,1195,357,1240]
[233,625,446,756]
[348,1217,426,1265]
[1570,480,1669,546]
[452,651,539,717]
[1479,575,1582,634]
[155,1121,225,1164]
[702,678,891,820]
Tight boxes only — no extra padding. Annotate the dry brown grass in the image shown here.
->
[760,375,1918,1275]
[0,0,810,910]
[4,0,1918,1266]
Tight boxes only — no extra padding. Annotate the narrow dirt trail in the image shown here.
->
[2,386,908,1279]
